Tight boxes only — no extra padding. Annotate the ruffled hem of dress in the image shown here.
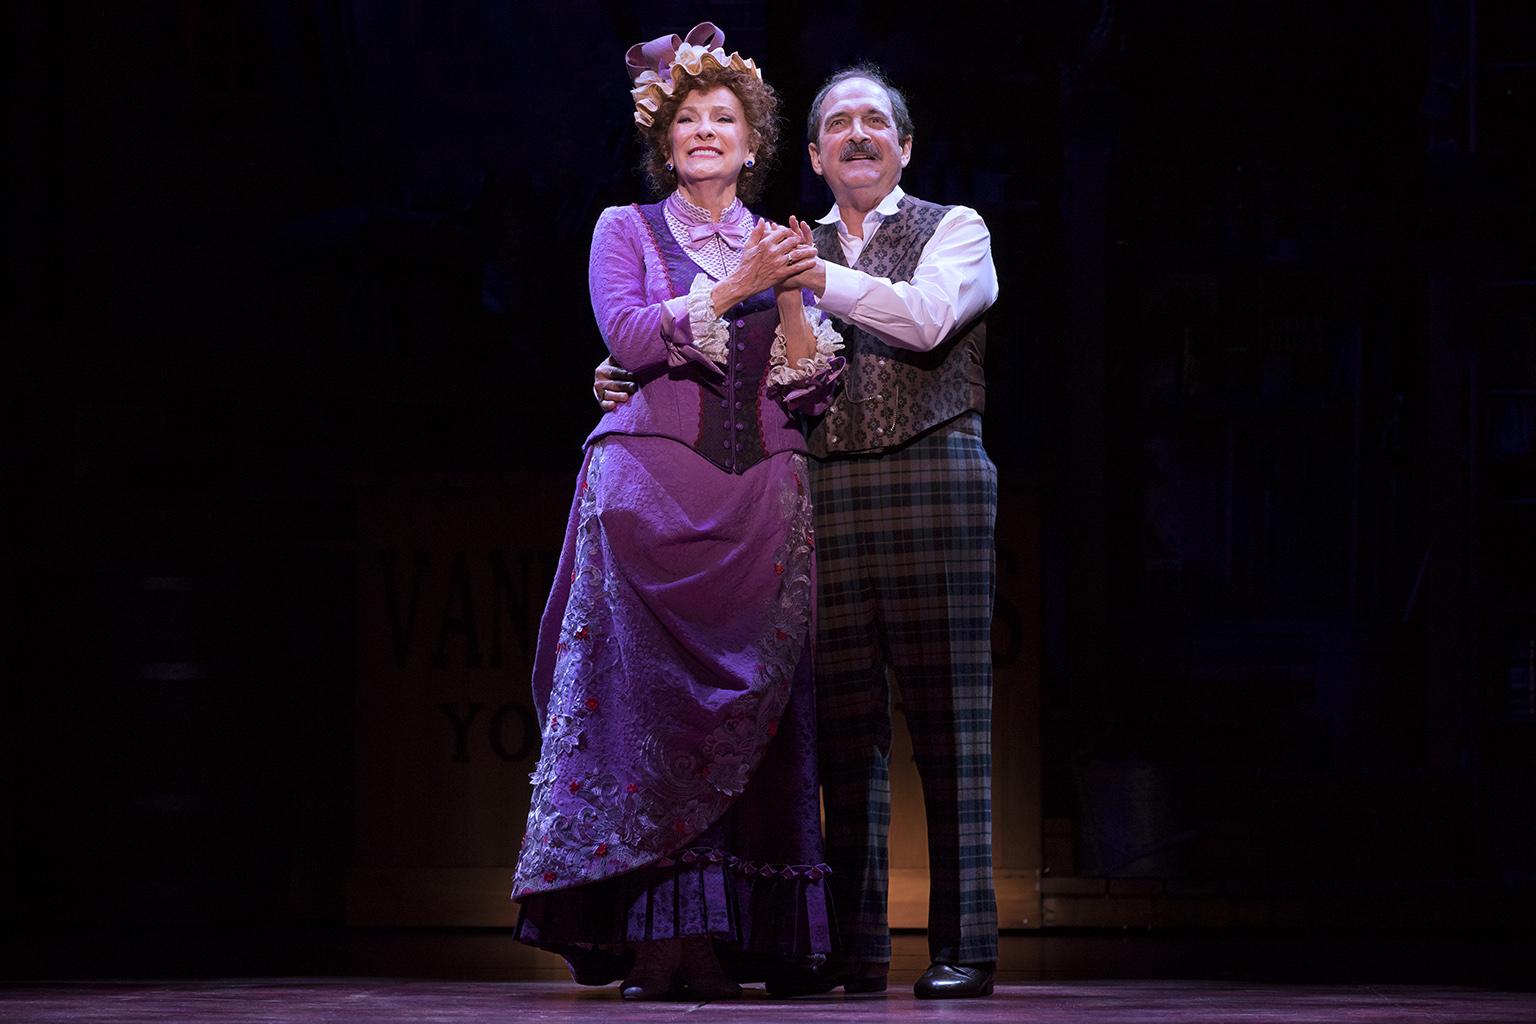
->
[514,845,835,961]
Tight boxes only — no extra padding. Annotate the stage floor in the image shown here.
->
[3,979,1536,1023]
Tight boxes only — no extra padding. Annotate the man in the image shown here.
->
[597,64,999,999]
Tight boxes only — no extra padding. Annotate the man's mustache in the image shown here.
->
[839,140,881,161]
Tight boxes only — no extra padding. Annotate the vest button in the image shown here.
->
[735,320,745,328]
[735,421,745,430]
[722,440,730,449]
[829,435,839,443]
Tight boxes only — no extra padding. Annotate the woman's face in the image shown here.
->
[668,85,754,191]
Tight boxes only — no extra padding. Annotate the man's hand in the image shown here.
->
[594,357,636,412]
[780,261,827,297]
[780,216,827,297]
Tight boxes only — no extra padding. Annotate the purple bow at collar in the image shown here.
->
[687,218,751,249]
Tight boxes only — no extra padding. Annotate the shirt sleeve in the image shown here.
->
[815,205,998,353]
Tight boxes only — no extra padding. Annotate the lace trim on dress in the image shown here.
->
[686,273,731,367]
[512,449,816,899]
[661,846,830,880]
[766,305,844,386]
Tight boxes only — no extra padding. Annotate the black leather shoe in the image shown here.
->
[766,959,889,996]
[913,961,995,999]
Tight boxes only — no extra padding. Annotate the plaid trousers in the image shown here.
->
[810,412,999,966]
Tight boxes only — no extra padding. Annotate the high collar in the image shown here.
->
[667,190,746,229]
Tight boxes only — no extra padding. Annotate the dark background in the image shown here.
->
[4,0,1534,980]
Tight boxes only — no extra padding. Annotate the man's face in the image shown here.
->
[808,77,911,202]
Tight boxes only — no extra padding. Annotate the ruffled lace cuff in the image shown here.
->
[685,273,730,368]
[767,306,845,415]
[767,306,844,385]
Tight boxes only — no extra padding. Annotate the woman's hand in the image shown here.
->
[711,220,818,312]
[775,243,819,293]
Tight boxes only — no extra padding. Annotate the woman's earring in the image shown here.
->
[744,157,755,170]
[665,161,675,173]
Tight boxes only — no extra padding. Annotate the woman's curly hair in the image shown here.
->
[638,64,780,204]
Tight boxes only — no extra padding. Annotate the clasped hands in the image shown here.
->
[597,216,823,411]
[710,216,820,313]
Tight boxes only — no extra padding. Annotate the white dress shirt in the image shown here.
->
[815,185,999,353]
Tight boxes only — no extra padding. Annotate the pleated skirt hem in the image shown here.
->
[515,844,835,970]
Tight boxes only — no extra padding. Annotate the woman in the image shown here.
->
[511,23,843,1001]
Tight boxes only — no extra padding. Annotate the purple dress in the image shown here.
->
[512,195,843,974]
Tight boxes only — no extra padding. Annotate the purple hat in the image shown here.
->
[625,21,763,127]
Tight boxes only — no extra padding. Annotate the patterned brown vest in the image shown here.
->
[806,195,988,457]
